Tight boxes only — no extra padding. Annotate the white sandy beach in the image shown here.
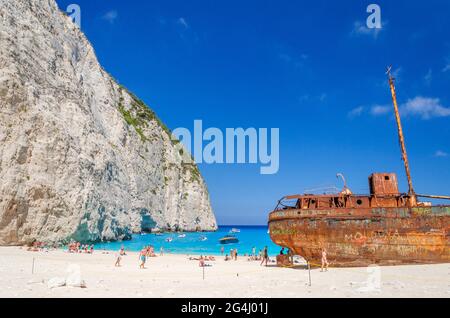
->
[0,247,448,298]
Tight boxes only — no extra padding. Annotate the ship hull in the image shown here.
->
[269,206,450,267]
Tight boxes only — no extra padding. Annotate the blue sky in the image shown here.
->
[56,0,450,225]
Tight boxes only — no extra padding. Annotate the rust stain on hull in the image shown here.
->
[269,206,450,267]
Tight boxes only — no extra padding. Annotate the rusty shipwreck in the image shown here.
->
[268,67,450,267]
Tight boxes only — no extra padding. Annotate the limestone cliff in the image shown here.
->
[0,0,217,245]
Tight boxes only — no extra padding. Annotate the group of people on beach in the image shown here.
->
[113,245,166,268]
[219,245,271,265]
[228,248,239,261]
[138,245,158,269]
[188,255,216,267]
[68,241,94,254]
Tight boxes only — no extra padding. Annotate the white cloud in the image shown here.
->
[298,94,327,105]
[365,97,450,120]
[348,106,364,118]
[442,56,450,72]
[435,150,448,157]
[424,69,432,85]
[370,105,391,116]
[177,17,189,29]
[279,53,292,63]
[351,21,384,39]
[278,52,308,68]
[102,10,118,24]
[400,96,450,119]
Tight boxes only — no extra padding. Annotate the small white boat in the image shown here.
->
[199,236,208,242]
[178,234,186,238]
[230,228,240,233]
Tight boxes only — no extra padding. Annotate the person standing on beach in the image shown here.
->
[252,246,256,258]
[160,246,164,256]
[220,246,224,255]
[139,249,147,269]
[234,249,238,261]
[260,246,269,266]
[321,248,329,272]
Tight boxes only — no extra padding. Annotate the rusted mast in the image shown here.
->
[386,66,417,206]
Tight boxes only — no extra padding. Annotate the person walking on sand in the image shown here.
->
[234,249,238,261]
[139,249,147,269]
[115,249,122,267]
[321,248,329,272]
[252,246,256,258]
[260,246,269,266]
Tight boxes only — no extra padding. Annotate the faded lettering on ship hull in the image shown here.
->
[269,206,450,267]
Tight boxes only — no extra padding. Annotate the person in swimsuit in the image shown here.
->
[115,249,122,267]
[260,246,269,266]
[139,249,147,269]
[321,248,329,272]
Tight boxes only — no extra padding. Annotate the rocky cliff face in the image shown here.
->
[0,0,217,245]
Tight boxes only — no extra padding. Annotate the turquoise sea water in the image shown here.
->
[94,226,281,256]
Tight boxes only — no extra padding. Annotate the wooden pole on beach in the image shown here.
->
[202,265,205,280]
[307,262,311,286]
[32,257,35,275]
